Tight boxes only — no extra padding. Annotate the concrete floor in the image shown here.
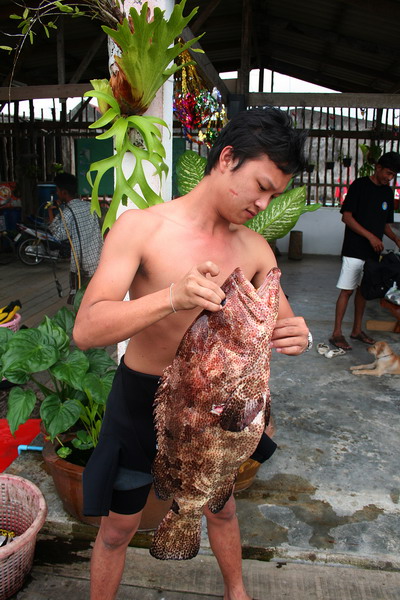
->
[3,254,400,598]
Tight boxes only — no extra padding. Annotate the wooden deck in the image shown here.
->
[0,256,71,328]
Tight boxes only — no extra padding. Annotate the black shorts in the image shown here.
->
[83,358,160,516]
[83,357,277,517]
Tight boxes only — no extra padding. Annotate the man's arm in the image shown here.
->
[73,211,225,350]
[342,211,384,253]
[384,223,400,248]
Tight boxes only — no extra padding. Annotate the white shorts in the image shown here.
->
[336,256,365,290]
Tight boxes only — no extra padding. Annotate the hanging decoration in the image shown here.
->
[173,48,227,147]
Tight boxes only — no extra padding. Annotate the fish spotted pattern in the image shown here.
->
[151,266,281,560]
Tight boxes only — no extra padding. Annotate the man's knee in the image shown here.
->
[205,495,237,523]
[98,512,141,550]
[339,288,354,299]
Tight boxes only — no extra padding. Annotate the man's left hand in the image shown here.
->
[271,317,309,355]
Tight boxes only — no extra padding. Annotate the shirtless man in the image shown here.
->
[73,107,310,600]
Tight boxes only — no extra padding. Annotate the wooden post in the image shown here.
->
[237,0,252,99]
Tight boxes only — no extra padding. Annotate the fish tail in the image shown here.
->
[150,502,201,560]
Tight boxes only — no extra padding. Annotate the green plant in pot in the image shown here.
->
[0,290,117,462]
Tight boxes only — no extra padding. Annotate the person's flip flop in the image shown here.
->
[317,343,330,355]
[350,331,375,345]
[329,335,352,351]
[325,348,346,358]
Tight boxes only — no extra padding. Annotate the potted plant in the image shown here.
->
[343,156,352,167]
[326,161,335,170]
[304,162,315,174]
[358,143,382,176]
[0,290,118,524]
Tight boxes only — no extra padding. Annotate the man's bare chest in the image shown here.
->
[139,228,255,288]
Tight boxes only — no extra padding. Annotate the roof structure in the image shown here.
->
[0,0,399,100]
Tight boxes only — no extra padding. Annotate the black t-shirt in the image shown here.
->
[340,176,394,260]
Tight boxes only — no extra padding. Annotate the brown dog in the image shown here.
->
[350,341,400,376]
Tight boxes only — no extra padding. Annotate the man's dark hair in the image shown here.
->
[54,172,78,197]
[377,152,400,173]
[205,107,307,176]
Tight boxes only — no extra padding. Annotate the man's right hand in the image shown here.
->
[172,262,226,312]
[368,234,384,253]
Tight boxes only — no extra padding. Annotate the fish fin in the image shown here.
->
[152,453,181,500]
[150,502,201,560]
[207,478,235,513]
[219,394,265,432]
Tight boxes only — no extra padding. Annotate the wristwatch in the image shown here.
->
[305,331,313,352]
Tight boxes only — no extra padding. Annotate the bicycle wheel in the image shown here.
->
[18,238,45,265]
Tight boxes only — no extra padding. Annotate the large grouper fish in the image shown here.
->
[150,266,281,560]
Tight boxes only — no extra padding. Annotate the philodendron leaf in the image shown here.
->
[0,327,13,359]
[52,306,75,337]
[2,329,59,384]
[6,387,37,435]
[50,349,90,391]
[40,394,82,440]
[246,186,321,241]
[82,371,114,406]
[176,150,207,196]
[84,348,117,376]
[38,316,70,356]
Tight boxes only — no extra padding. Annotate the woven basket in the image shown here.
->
[0,475,47,600]
[0,313,21,333]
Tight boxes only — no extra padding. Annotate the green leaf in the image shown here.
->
[176,150,206,196]
[84,348,117,376]
[2,329,59,384]
[6,387,37,435]
[9,14,23,19]
[0,46,13,52]
[103,0,200,114]
[0,327,13,355]
[50,349,90,390]
[52,306,75,337]
[57,445,72,458]
[82,371,114,405]
[40,395,81,440]
[38,316,70,356]
[73,285,87,313]
[245,186,321,241]
[71,429,93,451]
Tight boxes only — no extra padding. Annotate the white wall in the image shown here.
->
[277,208,400,255]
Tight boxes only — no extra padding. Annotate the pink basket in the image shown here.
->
[0,313,21,333]
[0,474,47,600]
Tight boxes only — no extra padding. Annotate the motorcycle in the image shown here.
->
[15,222,71,266]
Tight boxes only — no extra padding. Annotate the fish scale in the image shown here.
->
[151,266,281,560]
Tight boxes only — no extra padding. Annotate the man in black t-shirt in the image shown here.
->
[330,152,400,351]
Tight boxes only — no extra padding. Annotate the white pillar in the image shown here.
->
[112,0,174,359]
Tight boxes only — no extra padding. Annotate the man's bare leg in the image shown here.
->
[332,288,353,338]
[205,495,252,600]
[351,286,366,336]
[90,510,142,600]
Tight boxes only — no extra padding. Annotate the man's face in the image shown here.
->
[375,164,396,186]
[218,150,293,224]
